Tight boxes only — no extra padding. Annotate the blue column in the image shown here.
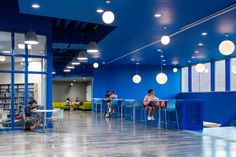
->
[10,32,15,129]
[24,44,28,106]
[211,62,215,91]
[225,58,230,91]
[188,66,192,92]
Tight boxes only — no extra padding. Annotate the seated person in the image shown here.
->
[25,99,40,131]
[143,89,161,121]
[66,97,73,111]
[110,90,118,99]
[74,97,82,109]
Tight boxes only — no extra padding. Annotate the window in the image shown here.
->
[215,60,225,91]
[230,58,236,91]
[191,65,200,92]
[181,67,188,92]
[200,63,211,92]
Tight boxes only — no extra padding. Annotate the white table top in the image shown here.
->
[33,110,56,113]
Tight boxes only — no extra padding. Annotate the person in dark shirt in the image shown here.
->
[25,99,40,131]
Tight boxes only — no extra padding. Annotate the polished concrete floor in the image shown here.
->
[0,111,236,157]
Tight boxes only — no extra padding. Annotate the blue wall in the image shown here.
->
[93,64,181,99]
[178,92,236,124]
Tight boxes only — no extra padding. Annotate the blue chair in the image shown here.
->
[164,99,179,129]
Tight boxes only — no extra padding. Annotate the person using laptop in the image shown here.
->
[143,89,160,120]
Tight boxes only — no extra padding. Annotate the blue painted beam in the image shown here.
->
[64,20,71,29]
[74,21,81,29]
[56,19,61,28]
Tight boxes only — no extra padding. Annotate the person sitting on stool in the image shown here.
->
[143,89,163,121]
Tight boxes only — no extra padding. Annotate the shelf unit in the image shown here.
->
[0,83,38,110]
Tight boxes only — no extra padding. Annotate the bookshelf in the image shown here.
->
[0,83,38,110]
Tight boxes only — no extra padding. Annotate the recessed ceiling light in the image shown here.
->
[52,71,56,75]
[32,3,40,9]
[157,49,162,52]
[188,60,191,63]
[201,32,207,36]
[105,0,111,4]
[195,50,199,53]
[102,62,106,64]
[198,43,203,46]
[73,80,76,82]
[163,63,166,66]
[192,56,195,59]
[136,62,140,65]
[163,26,167,29]
[160,55,164,58]
[154,13,162,18]
[83,77,86,80]
[162,60,166,62]
[131,58,135,61]
[225,34,229,37]
[97,9,104,13]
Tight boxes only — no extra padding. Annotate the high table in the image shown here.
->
[34,110,56,132]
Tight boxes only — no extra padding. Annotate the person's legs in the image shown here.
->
[146,106,152,120]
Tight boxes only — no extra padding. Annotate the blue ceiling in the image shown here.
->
[18,0,236,67]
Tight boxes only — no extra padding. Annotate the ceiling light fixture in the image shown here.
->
[195,50,199,53]
[102,11,115,24]
[2,50,10,53]
[93,62,99,68]
[67,65,75,69]
[219,40,235,56]
[195,63,205,73]
[173,67,178,73]
[24,31,39,45]
[160,55,164,58]
[132,62,141,84]
[105,0,111,4]
[188,60,191,63]
[201,32,207,36]
[77,51,88,61]
[0,56,6,62]
[154,13,162,18]
[64,69,71,72]
[161,35,170,45]
[156,52,168,84]
[198,43,203,46]
[71,58,81,65]
[87,41,99,53]
[32,3,40,9]
[97,9,104,13]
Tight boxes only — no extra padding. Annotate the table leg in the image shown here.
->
[100,103,102,114]
[158,109,161,129]
[121,103,123,120]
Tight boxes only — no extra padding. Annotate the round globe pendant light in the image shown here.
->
[24,31,39,45]
[132,74,141,84]
[102,11,115,24]
[219,40,235,56]
[173,67,178,73]
[0,56,6,62]
[87,42,99,53]
[93,62,99,68]
[195,63,205,73]
[161,35,170,45]
[156,73,168,84]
